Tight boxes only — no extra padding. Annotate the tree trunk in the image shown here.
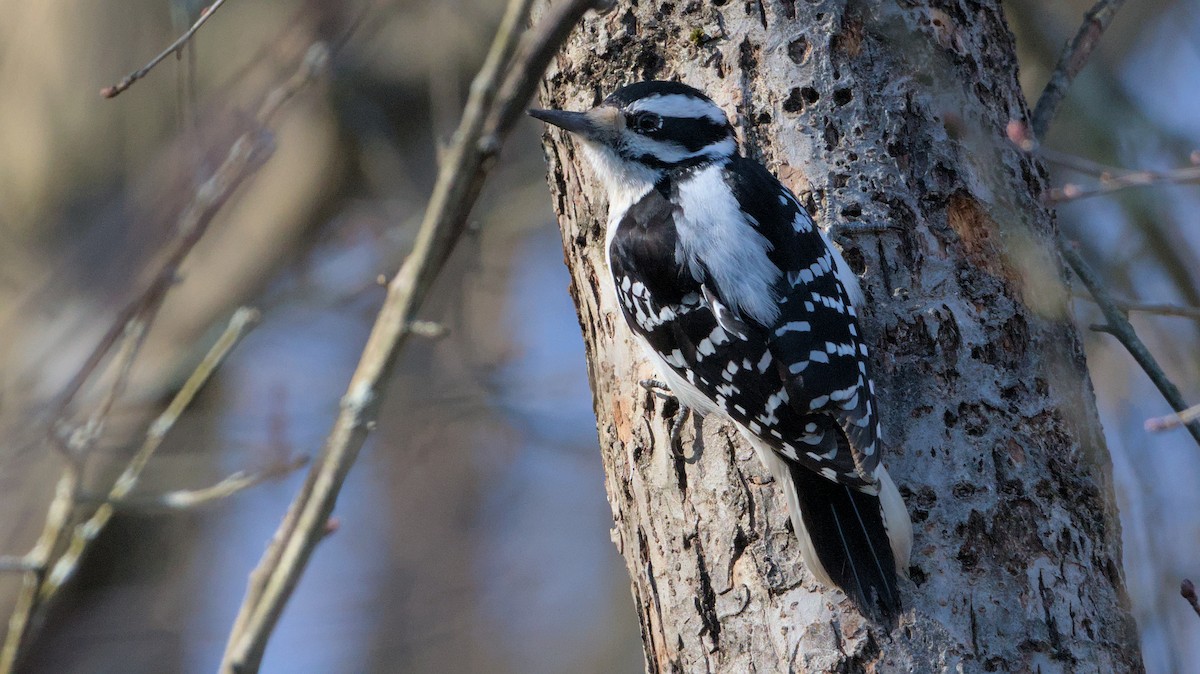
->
[534,1,1143,671]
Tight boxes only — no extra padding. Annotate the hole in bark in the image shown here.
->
[909,566,928,586]
[783,88,805,113]
[800,86,819,104]
[823,119,841,149]
[842,246,865,274]
[787,36,809,63]
[833,88,853,106]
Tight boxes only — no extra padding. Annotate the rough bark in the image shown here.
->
[535,1,1143,672]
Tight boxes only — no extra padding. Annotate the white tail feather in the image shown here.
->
[875,464,913,575]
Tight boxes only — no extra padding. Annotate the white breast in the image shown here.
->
[674,164,781,325]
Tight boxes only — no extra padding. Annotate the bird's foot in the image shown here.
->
[639,378,676,402]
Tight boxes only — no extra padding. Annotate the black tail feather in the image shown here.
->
[788,462,900,620]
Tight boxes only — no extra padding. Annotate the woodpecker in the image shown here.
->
[530,81,912,617]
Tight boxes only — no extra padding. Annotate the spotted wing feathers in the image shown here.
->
[608,158,881,489]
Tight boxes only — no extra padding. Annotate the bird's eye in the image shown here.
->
[633,112,662,133]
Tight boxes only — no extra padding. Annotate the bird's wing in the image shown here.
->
[608,161,879,489]
[722,156,880,487]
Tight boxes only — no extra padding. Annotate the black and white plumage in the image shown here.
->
[531,81,912,617]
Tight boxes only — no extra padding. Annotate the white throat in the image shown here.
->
[579,142,659,229]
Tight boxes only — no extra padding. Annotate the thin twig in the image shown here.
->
[217,1,608,671]
[1034,145,1200,202]
[56,308,157,464]
[1145,403,1200,433]
[41,308,258,599]
[41,39,325,460]
[1030,0,1127,140]
[1183,579,1200,620]
[75,456,309,510]
[0,559,41,574]
[0,472,79,674]
[101,0,230,98]
[1048,164,1200,203]
[1025,1,1197,446]
[1038,146,1125,176]
[1075,294,1200,321]
[1062,243,1200,446]
[45,307,258,596]
[47,103,279,434]
[0,309,259,671]
[1,33,327,674]
[154,459,306,508]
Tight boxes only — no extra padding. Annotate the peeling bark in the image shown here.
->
[535,1,1143,671]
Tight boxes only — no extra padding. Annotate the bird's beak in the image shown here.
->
[528,108,598,138]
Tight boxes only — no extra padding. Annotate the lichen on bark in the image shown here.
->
[535,1,1144,671]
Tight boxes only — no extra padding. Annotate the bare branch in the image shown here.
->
[1145,403,1200,433]
[1062,243,1200,446]
[1037,146,1125,176]
[43,308,258,599]
[76,456,309,511]
[1048,163,1200,203]
[154,458,306,509]
[43,37,326,463]
[55,309,155,465]
[47,113,274,432]
[101,0,230,98]
[0,308,259,671]
[1030,0,1127,140]
[0,559,41,574]
[1183,579,1200,620]
[1072,293,1200,321]
[217,1,609,671]
[1019,3,1196,447]
[1027,144,1200,202]
[0,30,328,672]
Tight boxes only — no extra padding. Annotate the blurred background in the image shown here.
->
[0,0,1196,672]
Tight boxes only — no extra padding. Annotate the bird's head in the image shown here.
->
[530,81,737,202]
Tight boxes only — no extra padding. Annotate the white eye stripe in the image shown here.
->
[622,135,693,163]
[622,135,736,165]
[628,94,728,125]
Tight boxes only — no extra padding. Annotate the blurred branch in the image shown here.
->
[46,40,327,450]
[101,0,230,98]
[1145,403,1200,433]
[1038,145,1200,203]
[40,307,260,596]
[48,101,277,434]
[1007,114,1196,209]
[0,23,329,674]
[218,1,611,671]
[1183,580,1200,620]
[76,455,309,511]
[1029,0,1127,139]
[152,458,307,509]
[0,559,40,574]
[51,310,156,465]
[1063,243,1200,446]
[1048,159,1200,203]
[1073,293,1200,321]
[1024,2,1200,447]
[0,308,259,673]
